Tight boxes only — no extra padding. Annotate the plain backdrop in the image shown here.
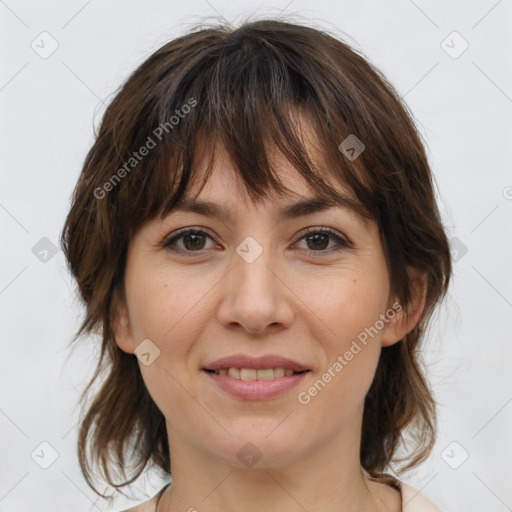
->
[1,1,511,511]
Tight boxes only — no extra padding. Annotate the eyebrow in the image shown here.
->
[171,195,371,225]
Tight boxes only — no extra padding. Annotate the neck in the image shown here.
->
[157,423,396,512]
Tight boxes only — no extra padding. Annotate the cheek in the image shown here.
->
[126,265,213,346]
[128,269,216,415]
[296,269,386,398]
[131,275,211,421]
[295,280,384,428]
[294,266,389,344]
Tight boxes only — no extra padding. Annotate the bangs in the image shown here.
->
[63,20,452,492]
[114,24,378,240]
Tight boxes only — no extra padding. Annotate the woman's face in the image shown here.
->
[113,139,416,471]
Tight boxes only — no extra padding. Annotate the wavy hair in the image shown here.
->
[60,16,452,499]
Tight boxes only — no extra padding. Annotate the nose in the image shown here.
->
[216,242,295,335]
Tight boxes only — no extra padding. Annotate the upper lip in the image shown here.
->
[203,354,310,372]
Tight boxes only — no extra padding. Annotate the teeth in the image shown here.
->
[274,367,285,378]
[241,368,257,380]
[228,368,240,379]
[213,367,301,380]
[256,369,274,380]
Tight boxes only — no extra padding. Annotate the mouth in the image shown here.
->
[201,354,311,399]
[204,367,309,380]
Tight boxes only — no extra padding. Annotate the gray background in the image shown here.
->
[1,0,511,511]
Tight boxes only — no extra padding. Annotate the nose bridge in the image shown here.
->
[217,233,293,333]
[233,234,276,303]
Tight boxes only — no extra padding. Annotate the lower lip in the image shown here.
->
[203,370,309,400]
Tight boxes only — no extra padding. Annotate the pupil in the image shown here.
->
[309,234,327,250]
[185,234,204,250]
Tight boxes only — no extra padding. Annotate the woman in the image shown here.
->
[61,17,451,512]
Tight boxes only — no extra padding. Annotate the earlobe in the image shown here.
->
[381,269,428,348]
[111,289,135,354]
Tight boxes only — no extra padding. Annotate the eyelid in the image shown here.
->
[159,226,217,252]
[297,226,350,244]
[160,225,353,257]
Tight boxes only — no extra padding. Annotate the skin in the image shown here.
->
[113,130,427,512]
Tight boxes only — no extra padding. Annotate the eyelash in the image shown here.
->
[161,226,350,257]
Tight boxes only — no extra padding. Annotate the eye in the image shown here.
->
[161,226,350,257]
[295,227,350,256]
[162,228,217,254]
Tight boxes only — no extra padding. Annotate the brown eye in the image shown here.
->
[182,232,206,250]
[162,228,215,254]
[296,228,350,255]
[305,233,330,250]
[161,227,350,257]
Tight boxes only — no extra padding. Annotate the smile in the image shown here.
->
[203,368,310,399]
[202,354,311,399]
[207,367,305,379]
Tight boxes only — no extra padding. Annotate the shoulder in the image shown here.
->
[118,493,160,512]
[399,481,444,512]
[117,482,169,512]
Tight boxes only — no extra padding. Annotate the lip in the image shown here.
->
[203,354,309,372]
[204,370,309,400]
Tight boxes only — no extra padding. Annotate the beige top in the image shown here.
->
[121,480,443,512]
[400,482,443,512]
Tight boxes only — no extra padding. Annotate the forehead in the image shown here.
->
[156,106,376,229]
[172,144,372,229]
[191,119,349,194]
[187,109,337,196]
[192,144,315,200]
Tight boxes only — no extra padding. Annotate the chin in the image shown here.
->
[208,422,307,469]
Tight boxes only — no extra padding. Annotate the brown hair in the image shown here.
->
[60,16,452,499]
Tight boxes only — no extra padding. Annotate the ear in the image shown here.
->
[111,287,136,354]
[381,268,428,348]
